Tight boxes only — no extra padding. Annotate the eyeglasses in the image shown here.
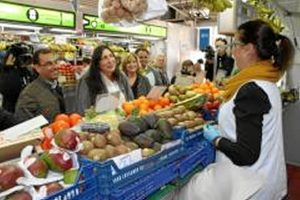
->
[231,41,245,47]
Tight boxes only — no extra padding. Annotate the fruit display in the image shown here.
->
[244,0,284,33]
[41,150,73,173]
[54,129,81,151]
[4,190,32,200]
[79,129,136,161]
[156,105,205,133]
[0,164,24,192]
[24,155,48,178]
[0,41,7,51]
[122,96,171,116]
[48,43,76,52]
[100,0,147,23]
[192,0,232,12]
[57,63,76,86]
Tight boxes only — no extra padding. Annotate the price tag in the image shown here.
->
[95,92,120,113]
[175,75,194,86]
[112,149,142,170]
[161,139,181,151]
[146,86,166,100]
[2,115,48,141]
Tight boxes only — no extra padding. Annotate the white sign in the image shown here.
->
[1,115,48,141]
[146,86,166,100]
[112,149,142,170]
[95,92,120,113]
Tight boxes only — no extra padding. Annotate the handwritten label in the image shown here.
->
[146,86,166,100]
[95,92,120,113]
[175,75,194,86]
[2,115,48,141]
[112,149,142,170]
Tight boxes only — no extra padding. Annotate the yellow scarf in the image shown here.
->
[223,60,282,102]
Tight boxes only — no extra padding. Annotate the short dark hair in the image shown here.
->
[33,48,52,65]
[135,48,149,55]
[215,38,228,45]
[238,19,294,71]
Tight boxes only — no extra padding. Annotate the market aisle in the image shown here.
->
[287,164,300,200]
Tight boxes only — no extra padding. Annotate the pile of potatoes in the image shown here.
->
[79,130,139,161]
[101,0,147,23]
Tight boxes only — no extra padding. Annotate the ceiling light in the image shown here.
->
[49,28,77,34]
[0,23,42,31]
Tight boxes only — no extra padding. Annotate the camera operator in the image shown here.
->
[203,45,215,81]
[0,43,37,113]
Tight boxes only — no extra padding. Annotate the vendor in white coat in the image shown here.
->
[178,19,294,200]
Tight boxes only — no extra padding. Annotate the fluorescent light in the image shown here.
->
[0,23,42,31]
[50,28,77,34]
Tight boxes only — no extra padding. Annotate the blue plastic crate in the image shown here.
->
[110,161,178,200]
[43,159,100,200]
[91,143,184,199]
[202,109,218,121]
[178,139,215,178]
[172,127,204,147]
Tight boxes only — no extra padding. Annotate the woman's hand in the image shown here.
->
[203,124,220,143]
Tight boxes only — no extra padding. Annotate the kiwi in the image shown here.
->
[115,144,130,155]
[106,132,122,146]
[94,134,107,148]
[88,149,107,161]
[105,145,118,158]
[80,141,94,155]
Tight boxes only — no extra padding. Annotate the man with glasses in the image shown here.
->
[214,38,234,82]
[15,48,65,122]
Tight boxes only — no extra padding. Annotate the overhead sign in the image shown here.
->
[83,14,167,37]
[0,2,75,28]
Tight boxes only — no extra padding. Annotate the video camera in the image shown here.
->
[6,43,33,67]
[202,45,215,60]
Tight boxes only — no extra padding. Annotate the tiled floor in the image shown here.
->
[287,164,300,200]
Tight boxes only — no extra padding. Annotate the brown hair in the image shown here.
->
[33,48,52,65]
[122,53,141,74]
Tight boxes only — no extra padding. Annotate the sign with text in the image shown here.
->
[83,14,167,37]
[0,2,75,28]
[95,92,120,113]
[146,86,167,100]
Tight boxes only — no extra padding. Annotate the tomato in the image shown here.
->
[69,113,82,126]
[212,100,220,109]
[51,120,70,134]
[55,114,70,125]
[204,102,214,110]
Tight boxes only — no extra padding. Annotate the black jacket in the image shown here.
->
[0,108,18,130]
[0,65,36,112]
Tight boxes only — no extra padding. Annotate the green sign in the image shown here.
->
[83,15,167,38]
[0,2,75,28]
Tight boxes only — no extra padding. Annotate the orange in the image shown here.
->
[159,97,170,107]
[153,104,162,110]
[211,87,219,94]
[132,99,141,107]
[123,102,135,115]
[70,113,82,126]
[148,100,157,108]
[54,114,70,125]
[51,120,70,134]
[139,103,149,111]
[139,109,148,116]
[138,96,147,101]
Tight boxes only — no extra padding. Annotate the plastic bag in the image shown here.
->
[98,0,168,26]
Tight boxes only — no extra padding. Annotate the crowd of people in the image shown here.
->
[0,19,295,199]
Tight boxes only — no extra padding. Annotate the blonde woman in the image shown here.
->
[122,53,151,99]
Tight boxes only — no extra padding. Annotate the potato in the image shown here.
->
[112,0,121,9]
[103,0,113,8]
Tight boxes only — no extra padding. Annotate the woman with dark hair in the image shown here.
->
[178,20,294,200]
[122,53,151,99]
[76,45,133,114]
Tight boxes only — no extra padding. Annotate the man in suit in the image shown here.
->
[15,48,65,123]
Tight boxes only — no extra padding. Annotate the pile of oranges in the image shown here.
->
[192,81,223,99]
[122,96,171,116]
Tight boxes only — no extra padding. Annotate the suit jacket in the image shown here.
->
[15,77,65,123]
